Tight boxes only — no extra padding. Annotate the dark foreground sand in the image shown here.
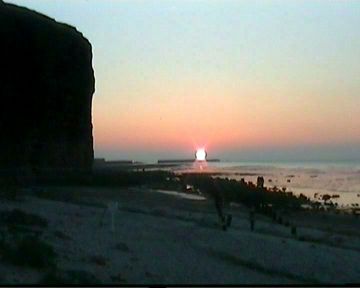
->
[0,186,359,285]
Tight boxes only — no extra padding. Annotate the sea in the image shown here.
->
[163,160,360,207]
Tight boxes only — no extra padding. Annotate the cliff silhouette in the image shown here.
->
[0,1,95,174]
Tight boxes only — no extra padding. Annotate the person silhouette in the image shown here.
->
[214,188,226,227]
[209,180,229,230]
[249,207,255,231]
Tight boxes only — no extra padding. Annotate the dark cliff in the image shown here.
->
[0,2,95,173]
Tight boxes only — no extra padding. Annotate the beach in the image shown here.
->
[1,184,359,285]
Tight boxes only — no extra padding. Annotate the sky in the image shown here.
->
[6,0,360,162]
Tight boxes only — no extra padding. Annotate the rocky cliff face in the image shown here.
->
[0,2,95,172]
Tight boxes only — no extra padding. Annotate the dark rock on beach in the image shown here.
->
[0,1,95,173]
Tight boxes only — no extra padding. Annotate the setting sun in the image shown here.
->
[195,148,207,161]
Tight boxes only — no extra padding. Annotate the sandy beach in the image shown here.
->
[1,185,359,285]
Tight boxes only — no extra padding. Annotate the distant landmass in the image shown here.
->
[158,159,220,163]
